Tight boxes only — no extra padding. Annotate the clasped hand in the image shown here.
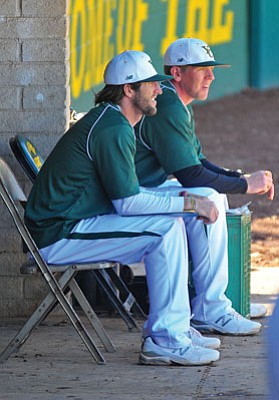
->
[244,170,275,200]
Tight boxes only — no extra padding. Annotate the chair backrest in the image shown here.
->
[0,157,53,268]
[0,157,26,202]
[9,134,44,183]
[0,157,36,258]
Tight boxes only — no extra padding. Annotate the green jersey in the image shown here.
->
[25,102,140,249]
[135,81,205,187]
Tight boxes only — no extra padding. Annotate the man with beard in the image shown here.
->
[24,50,220,366]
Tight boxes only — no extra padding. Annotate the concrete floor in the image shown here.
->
[0,267,278,400]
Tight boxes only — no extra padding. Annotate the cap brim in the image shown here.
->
[189,61,230,68]
[139,74,173,82]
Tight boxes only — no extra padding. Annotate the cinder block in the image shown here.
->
[22,39,67,62]
[0,87,21,109]
[22,0,66,17]
[0,39,20,62]
[0,63,68,86]
[0,17,66,39]
[0,276,23,299]
[0,298,42,317]
[23,86,67,109]
[13,17,67,39]
[23,275,48,300]
[0,227,24,252]
[0,252,26,276]
[0,110,67,133]
[0,0,21,16]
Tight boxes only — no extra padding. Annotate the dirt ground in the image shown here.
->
[193,87,279,268]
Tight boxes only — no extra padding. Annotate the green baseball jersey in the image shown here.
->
[24,102,140,249]
[135,81,205,187]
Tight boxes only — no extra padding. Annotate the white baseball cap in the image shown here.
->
[164,38,230,67]
[104,50,173,85]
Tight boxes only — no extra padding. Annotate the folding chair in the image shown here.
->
[0,157,119,363]
[9,134,146,330]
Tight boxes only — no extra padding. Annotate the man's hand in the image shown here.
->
[182,194,219,224]
[244,170,275,200]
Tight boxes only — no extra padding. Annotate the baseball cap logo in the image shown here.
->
[202,45,214,58]
[126,74,134,80]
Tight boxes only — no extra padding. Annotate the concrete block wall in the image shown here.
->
[0,0,69,317]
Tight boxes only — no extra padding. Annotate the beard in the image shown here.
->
[132,92,157,116]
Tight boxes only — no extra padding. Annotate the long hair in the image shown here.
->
[95,82,142,105]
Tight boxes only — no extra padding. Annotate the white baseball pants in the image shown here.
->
[40,214,192,349]
[149,180,234,322]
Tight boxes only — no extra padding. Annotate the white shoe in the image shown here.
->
[139,337,220,366]
[250,303,267,319]
[142,326,220,349]
[191,310,261,336]
[187,327,221,349]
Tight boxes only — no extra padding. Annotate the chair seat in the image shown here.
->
[20,259,113,275]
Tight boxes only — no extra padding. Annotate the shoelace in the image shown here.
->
[189,326,203,339]
[228,310,244,321]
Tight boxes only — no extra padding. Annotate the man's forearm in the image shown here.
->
[201,158,244,177]
[174,164,248,194]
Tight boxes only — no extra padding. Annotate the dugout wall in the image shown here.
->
[69,0,279,112]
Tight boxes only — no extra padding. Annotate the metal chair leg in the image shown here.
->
[69,278,115,352]
[92,270,140,331]
[106,267,147,318]
[0,266,106,364]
